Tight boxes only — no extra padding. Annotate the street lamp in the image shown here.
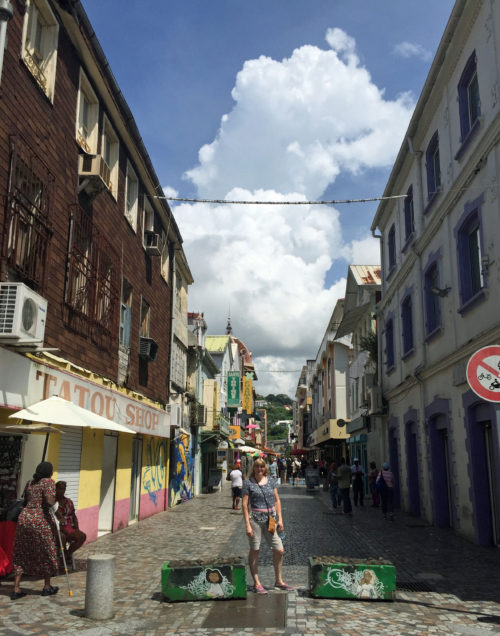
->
[0,0,13,84]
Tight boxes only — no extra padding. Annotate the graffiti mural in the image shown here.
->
[142,437,167,505]
[326,567,385,599]
[169,433,194,505]
[180,568,235,598]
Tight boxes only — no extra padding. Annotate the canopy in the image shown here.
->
[237,445,259,453]
[9,396,136,435]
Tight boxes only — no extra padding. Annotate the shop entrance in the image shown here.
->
[129,437,142,522]
[98,434,117,536]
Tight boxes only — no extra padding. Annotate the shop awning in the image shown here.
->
[335,302,371,338]
[8,396,136,435]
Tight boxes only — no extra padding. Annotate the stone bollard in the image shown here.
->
[85,554,115,620]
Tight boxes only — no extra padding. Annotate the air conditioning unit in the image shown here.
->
[138,336,158,361]
[78,154,111,196]
[167,403,181,427]
[144,232,161,256]
[0,283,47,344]
[367,386,381,414]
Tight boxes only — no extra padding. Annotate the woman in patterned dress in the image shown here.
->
[11,462,59,600]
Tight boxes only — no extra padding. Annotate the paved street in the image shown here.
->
[1,482,499,635]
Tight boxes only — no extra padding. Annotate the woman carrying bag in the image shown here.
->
[242,458,294,594]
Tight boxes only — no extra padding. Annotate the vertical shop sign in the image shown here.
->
[242,375,253,413]
[227,371,241,407]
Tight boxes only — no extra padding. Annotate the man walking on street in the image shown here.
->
[226,462,243,510]
[337,458,353,515]
[351,458,365,506]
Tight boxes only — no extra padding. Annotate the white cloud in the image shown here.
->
[393,41,432,62]
[341,234,381,265]
[175,28,413,395]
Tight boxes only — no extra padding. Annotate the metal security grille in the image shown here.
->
[57,426,83,511]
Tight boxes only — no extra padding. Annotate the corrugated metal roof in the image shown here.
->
[350,265,382,286]
[205,335,231,353]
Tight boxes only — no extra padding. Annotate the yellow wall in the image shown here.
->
[115,434,133,500]
[46,429,61,477]
[141,435,169,497]
[78,428,104,509]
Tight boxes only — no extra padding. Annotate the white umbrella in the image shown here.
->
[233,438,245,446]
[9,396,136,435]
[238,445,259,453]
[4,422,64,435]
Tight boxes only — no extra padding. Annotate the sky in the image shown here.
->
[82,0,455,398]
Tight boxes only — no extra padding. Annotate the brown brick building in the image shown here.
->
[0,0,191,543]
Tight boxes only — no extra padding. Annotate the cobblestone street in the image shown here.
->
[1,482,499,635]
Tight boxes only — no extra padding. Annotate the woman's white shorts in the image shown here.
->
[248,517,284,551]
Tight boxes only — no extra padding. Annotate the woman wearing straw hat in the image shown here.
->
[242,457,294,594]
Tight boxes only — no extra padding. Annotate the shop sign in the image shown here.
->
[229,424,241,440]
[1,348,171,438]
[242,376,253,413]
[227,371,240,407]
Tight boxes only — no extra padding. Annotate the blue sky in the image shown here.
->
[83,0,455,396]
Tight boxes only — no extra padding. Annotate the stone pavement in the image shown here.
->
[0,481,499,635]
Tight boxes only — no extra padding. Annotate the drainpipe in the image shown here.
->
[0,1,13,85]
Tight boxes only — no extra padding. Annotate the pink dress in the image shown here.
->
[12,478,58,577]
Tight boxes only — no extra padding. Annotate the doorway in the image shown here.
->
[405,422,421,517]
[129,437,142,523]
[388,427,400,508]
[98,434,117,536]
[429,414,453,527]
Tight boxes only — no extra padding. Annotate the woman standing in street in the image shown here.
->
[242,458,294,594]
[11,462,59,600]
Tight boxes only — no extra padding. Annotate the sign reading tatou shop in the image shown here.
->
[466,345,500,403]
[25,363,171,437]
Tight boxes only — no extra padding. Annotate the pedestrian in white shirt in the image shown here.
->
[226,463,243,510]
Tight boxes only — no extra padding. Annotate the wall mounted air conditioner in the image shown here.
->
[139,336,158,361]
[78,154,110,196]
[144,231,162,256]
[367,386,381,414]
[167,404,181,427]
[0,283,47,344]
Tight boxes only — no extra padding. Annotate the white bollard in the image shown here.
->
[85,554,115,620]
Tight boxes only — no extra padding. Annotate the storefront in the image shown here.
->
[0,348,172,543]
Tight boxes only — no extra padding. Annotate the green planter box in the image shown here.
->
[308,557,396,600]
[161,558,247,602]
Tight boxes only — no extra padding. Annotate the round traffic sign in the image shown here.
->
[466,345,500,402]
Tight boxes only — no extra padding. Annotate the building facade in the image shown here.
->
[371,0,500,545]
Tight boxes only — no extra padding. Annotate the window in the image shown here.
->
[66,205,119,338]
[76,70,99,154]
[404,186,415,243]
[385,318,395,371]
[140,297,150,337]
[401,293,414,356]
[143,199,154,246]
[6,138,53,289]
[125,161,139,231]
[456,200,485,307]
[171,338,187,390]
[424,262,441,335]
[425,132,441,203]
[101,116,119,197]
[388,224,396,273]
[22,0,59,101]
[458,51,480,143]
[119,278,133,348]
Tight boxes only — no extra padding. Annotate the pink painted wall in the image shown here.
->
[113,498,130,532]
[139,489,166,520]
[77,505,100,543]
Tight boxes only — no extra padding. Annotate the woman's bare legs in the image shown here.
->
[273,548,285,585]
[248,548,261,587]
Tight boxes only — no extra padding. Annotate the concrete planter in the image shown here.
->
[308,557,396,600]
[161,557,247,602]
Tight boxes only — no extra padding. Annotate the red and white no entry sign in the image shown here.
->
[466,345,500,402]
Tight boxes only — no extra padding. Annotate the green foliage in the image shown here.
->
[359,330,378,367]
[267,424,288,439]
[256,393,293,436]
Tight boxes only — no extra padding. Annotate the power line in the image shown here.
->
[153,194,408,206]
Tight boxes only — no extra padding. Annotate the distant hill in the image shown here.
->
[256,394,294,436]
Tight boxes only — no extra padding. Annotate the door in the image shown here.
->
[129,437,142,522]
[57,427,83,510]
[429,414,453,527]
[483,420,500,546]
[406,423,421,517]
[98,434,117,536]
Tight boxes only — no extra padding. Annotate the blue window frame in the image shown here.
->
[424,262,441,335]
[458,51,480,142]
[401,293,414,356]
[388,224,396,273]
[404,186,415,242]
[456,202,485,308]
[385,317,395,371]
[426,131,441,203]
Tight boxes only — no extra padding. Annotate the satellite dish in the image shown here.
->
[337,419,346,427]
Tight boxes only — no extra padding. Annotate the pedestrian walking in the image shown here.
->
[337,457,353,515]
[269,457,278,480]
[286,458,292,484]
[242,458,294,594]
[291,457,300,485]
[327,462,341,511]
[280,457,288,484]
[11,462,59,600]
[351,458,365,506]
[226,462,243,510]
[376,462,395,520]
[368,461,379,507]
